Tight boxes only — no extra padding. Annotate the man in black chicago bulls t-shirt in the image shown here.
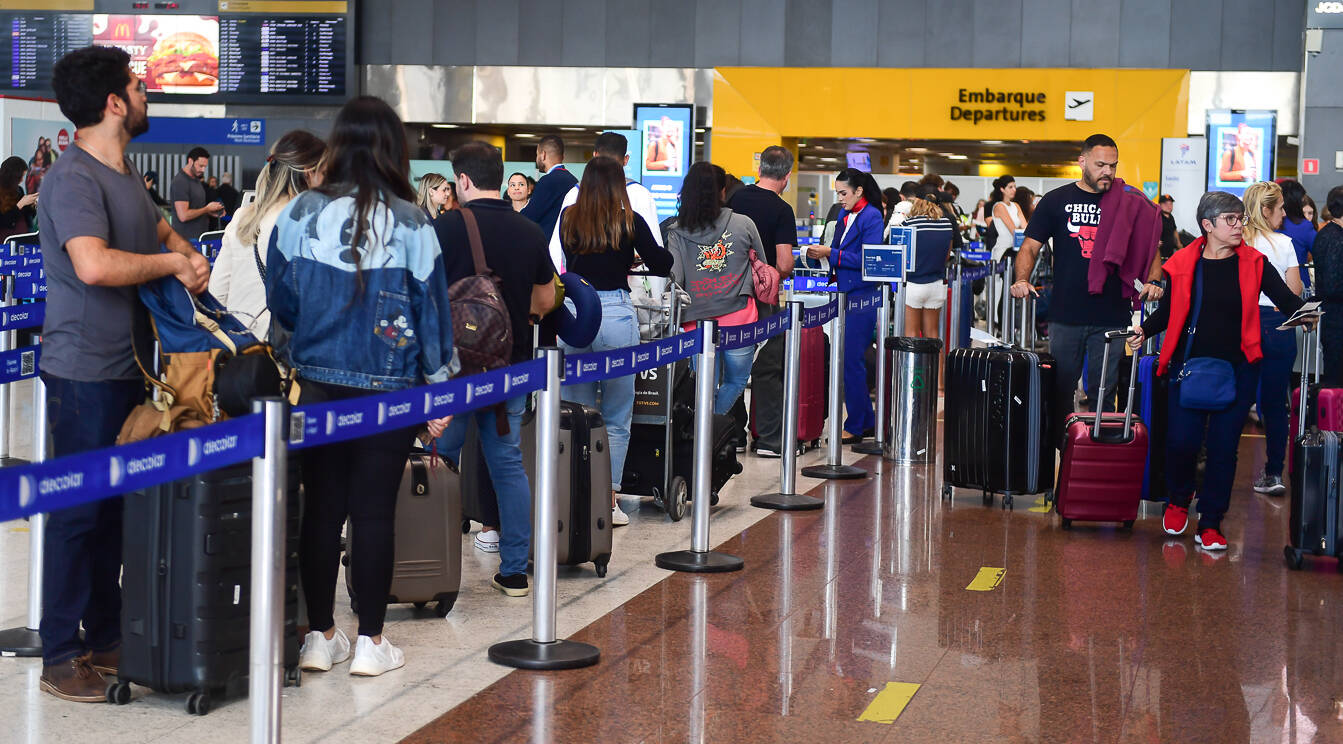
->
[1010,134,1164,442]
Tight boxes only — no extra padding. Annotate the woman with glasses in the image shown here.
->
[1128,192,1308,554]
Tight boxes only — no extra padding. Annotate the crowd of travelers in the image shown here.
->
[15,44,1343,703]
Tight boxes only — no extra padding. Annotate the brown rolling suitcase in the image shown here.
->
[345,450,462,617]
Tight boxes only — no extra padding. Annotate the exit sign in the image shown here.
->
[1303,158,1320,175]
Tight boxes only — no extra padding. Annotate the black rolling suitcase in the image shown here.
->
[112,462,301,715]
[522,400,613,577]
[942,314,1056,509]
[1286,330,1343,570]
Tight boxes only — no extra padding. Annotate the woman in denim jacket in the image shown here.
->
[267,96,456,678]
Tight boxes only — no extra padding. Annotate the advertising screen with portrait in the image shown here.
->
[635,103,694,220]
[1206,109,1276,197]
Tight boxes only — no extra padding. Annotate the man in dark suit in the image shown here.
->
[519,134,576,239]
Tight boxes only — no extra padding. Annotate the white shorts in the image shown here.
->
[904,280,947,310]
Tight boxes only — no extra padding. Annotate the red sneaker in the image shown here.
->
[1162,504,1190,535]
[1195,527,1228,551]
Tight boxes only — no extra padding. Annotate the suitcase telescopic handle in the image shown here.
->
[1298,325,1317,439]
[1098,329,1141,441]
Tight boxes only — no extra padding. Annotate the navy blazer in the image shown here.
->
[520,166,578,239]
[829,203,885,292]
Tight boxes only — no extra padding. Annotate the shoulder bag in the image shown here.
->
[1174,260,1237,411]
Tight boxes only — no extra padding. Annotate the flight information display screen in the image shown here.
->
[0,10,350,102]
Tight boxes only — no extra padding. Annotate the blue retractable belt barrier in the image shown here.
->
[0,302,43,332]
[563,328,702,384]
[957,263,1000,283]
[0,345,39,384]
[846,286,882,314]
[717,311,789,351]
[801,298,840,329]
[287,358,547,451]
[0,413,265,524]
[13,278,46,299]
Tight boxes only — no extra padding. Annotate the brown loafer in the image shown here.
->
[88,648,119,677]
[40,654,108,703]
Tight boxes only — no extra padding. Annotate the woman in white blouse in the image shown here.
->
[1241,180,1302,497]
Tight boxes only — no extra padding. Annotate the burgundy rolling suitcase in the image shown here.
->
[749,324,826,449]
[1055,330,1149,529]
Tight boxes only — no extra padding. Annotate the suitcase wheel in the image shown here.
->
[413,601,428,610]
[107,681,132,705]
[981,491,993,507]
[435,593,457,618]
[461,520,471,535]
[1002,495,1014,511]
[941,484,952,500]
[285,666,302,688]
[594,556,610,579]
[1122,520,1135,530]
[1060,518,1073,530]
[186,691,212,716]
[664,476,688,522]
[1284,546,1305,571]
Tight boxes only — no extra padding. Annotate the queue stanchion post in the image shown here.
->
[0,373,46,657]
[752,301,822,511]
[801,292,867,480]
[248,397,288,744]
[948,260,963,352]
[893,276,906,337]
[656,321,745,572]
[0,274,14,465]
[490,347,601,668]
[854,285,891,456]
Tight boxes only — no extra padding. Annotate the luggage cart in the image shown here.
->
[622,284,741,520]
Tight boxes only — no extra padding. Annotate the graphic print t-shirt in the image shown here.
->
[1024,183,1129,326]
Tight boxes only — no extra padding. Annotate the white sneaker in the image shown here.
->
[299,628,351,672]
[349,634,405,677]
[611,505,629,527]
[474,529,501,553]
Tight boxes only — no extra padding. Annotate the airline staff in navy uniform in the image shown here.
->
[802,168,885,444]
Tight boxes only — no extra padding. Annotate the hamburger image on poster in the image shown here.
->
[92,15,220,95]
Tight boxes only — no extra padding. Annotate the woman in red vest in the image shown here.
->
[1128,191,1308,552]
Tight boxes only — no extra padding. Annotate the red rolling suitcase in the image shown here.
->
[1055,330,1148,529]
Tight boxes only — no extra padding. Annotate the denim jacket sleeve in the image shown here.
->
[407,222,458,383]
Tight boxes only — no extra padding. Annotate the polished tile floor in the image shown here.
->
[404,437,1343,744]
[3,375,1343,743]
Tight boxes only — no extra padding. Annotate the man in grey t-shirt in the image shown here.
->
[35,46,211,704]
[169,145,223,241]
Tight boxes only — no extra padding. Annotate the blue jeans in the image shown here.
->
[1166,360,1260,530]
[692,340,756,415]
[561,289,638,490]
[40,374,142,664]
[436,395,531,577]
[843,306,877,434]
[1256,308,1295,477]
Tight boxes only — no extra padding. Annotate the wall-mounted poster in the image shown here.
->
[1206,109,1277,197]
[634,103,693,220]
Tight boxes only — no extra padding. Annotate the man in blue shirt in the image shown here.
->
[520,135,577,239]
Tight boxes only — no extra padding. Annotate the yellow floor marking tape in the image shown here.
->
[857,682,922,724]
[966,567,1006,591]
[1028,495,1051,513]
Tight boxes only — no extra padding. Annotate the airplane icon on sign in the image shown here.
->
[1064,91,1094,121]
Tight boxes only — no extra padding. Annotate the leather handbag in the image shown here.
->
[1175,261,1236,411]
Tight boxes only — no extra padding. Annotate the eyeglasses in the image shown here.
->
[1217,213,1244,227]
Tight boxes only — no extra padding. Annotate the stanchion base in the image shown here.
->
[851,441,883,455]
[655,550,744,573]
[0,626,42,657]
[751,492,824,511]
[487,639,600,670]
[801,463,868,480]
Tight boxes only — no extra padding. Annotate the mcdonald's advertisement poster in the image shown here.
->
[93,15,220,94]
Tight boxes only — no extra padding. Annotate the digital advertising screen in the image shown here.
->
[0,5,352,103]
[634,103,693,220]
[1206,109,1277,198]
[846,151,871,171]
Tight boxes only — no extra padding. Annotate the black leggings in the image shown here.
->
[299,382,416,639]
